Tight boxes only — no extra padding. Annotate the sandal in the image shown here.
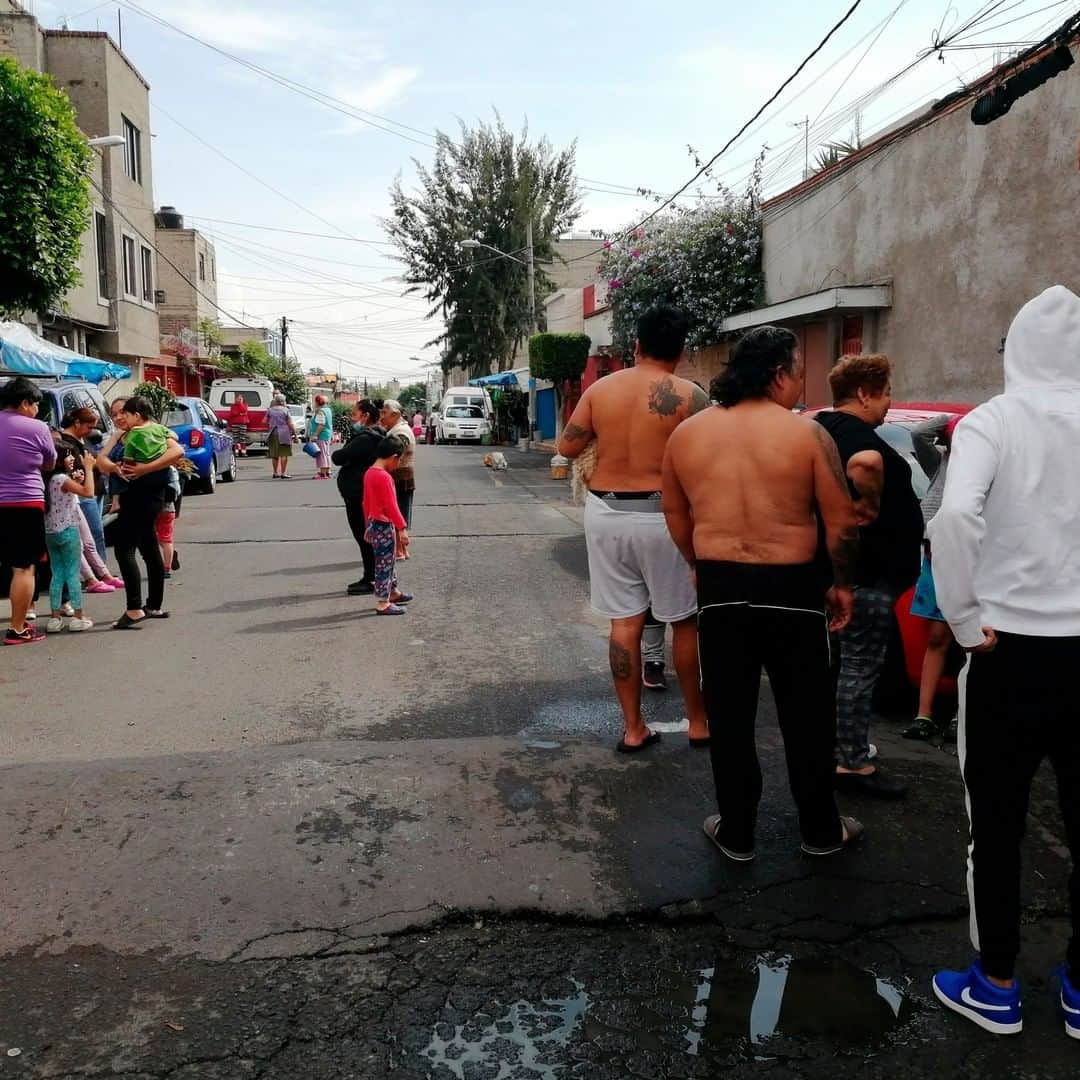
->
[389,592,414,605]
[376,603,407,616]
[144,611,170,619]
[702,815,755,862]
[616,730,661,754]
[114,613,145,630]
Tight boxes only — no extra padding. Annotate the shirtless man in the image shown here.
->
[558,304,709,752]
[662,324,863,860]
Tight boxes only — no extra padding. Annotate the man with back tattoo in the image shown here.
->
[558,304,709,753]
[662,325,864,860]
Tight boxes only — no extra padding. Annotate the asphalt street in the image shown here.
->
[0,445,1076,1078]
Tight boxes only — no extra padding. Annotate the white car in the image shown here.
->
[437,405,490,445]
[287,403,307,438]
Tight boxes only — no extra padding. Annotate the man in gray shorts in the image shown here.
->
[558,304,710,752]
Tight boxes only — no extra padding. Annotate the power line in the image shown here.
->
[89,177,256,329]
[566,0,868,265]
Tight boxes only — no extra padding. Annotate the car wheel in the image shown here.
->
[204,458,218,494]
[222,450,238,482]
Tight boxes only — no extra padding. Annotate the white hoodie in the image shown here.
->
[930,285,1080,648]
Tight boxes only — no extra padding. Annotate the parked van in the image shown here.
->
[208,377,276,450]
[440,386,493,421]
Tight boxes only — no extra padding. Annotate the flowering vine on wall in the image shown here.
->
[597,153,766,359]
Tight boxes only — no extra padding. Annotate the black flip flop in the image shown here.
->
[616,730,662,754]
[689,737,712,749]
[113,613,145,630]
[144,611,170,619]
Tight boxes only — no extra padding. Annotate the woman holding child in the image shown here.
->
[97,396,184,630]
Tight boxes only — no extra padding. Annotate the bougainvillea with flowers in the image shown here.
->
[597,155,765,359]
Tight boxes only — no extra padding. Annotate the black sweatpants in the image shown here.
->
[344,499,375,585]
[113,493,165,613]
[698,561,842,853]
[961,633,1080,979]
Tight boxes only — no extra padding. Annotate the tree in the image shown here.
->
[398,382,427,415]
[132,381,177,421]
[384,116,581,378]
[0,57,93,317]
[218,340,306,402]
[198,317,223,358]
[529,332,590,433]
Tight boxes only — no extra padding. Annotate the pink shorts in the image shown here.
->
[155,510,176,544]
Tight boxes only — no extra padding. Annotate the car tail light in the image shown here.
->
[189,429,204,448]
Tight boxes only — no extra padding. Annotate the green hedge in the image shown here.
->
[528,332,591,384]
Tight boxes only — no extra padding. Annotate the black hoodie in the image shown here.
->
[332,425,385,500]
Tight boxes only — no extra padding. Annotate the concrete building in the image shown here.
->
[0,1,159,391]
[730,31,1080,407]
[219,325,284,364]
[154,207,219,353]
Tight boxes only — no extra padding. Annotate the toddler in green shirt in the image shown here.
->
[124,422,171,466]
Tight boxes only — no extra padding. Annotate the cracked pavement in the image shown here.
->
[1,448,1077,1077]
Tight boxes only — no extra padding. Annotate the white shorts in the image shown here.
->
[584,493,697,623]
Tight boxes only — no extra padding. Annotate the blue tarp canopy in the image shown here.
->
[469,371,520,387]
[0,321,131,384]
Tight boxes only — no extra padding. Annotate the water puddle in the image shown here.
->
[420,954,911,1076]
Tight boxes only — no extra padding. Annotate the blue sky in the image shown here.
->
[33,0,1076,381]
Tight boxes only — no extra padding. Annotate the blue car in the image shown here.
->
[164,396,238,494]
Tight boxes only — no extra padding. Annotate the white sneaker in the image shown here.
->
[25,610,37,621]
[45,617,67,633]
[60,603,75,617]
[868,743,879,760]
[67,617,93,632]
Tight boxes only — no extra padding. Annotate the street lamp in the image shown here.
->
[460,224,536,335]
[88,135,126,149]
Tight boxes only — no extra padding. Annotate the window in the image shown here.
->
[122,116,141,184]
[94,211,108,299]
[199,253,206,282]
[121,235,138,297]
[140,245,154,302]
[162,406,194,429]
[210,254,216,282]
[221,390,262,406]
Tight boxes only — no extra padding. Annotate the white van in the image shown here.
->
[208,377,276,448]
[441,386,493,420]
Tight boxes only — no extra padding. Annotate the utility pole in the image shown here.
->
[525,217,537,335]
[279,315,289,372]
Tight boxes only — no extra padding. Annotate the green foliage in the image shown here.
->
[218,339,305,402]
[528,332,591,384]
[384,116,581,377]
[274,361,307,405]
[198,317,224,356]
[814,140,860,174]
[329,401,352,440]
[0,58,93,317]
[597,153,765,359]
[398,382,427,415]
[132,381,177,421]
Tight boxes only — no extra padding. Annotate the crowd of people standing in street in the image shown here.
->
[0,378,184,641]
[560,290,1080,1041]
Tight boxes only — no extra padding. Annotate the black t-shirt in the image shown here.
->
[814,411,923,594]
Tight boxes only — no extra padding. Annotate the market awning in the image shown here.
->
[469,371,520,387]
[720,285,892,333]
[0,320,131,384]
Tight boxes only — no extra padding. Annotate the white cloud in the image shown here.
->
[323,67,421,136]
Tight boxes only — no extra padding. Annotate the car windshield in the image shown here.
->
[163,406,195,428]
[879,423,931,500]
[446,406,483,418]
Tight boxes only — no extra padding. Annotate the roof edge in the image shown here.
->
[44,29,151,91]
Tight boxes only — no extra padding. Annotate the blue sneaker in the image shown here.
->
[1060,965,1080,1040]
[932,961,1023,1035]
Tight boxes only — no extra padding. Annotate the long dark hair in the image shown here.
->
[711,326,799,407]
[44,437,75,512]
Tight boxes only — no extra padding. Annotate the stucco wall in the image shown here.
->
[155,229,218,350]
[762,42,1080,404]
[0,5,44,70]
